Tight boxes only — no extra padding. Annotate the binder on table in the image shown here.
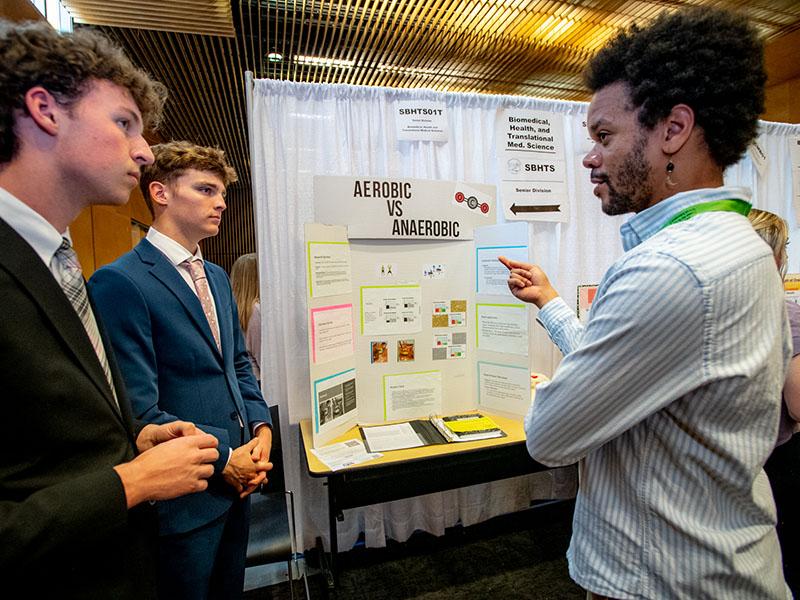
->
[360,413,505,453]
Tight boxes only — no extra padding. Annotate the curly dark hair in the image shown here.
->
[0,20,167,164]
[583,7,765,169]
[140,140,238,215]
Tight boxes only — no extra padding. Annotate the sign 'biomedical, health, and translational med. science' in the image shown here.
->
[496,108,569,223]
[313,176,496,240]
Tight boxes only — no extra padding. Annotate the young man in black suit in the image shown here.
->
[0,20,219,598]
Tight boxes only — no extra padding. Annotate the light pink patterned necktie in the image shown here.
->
[183,258,221,352]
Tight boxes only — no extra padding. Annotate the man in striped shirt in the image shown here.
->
[502,8,791,599]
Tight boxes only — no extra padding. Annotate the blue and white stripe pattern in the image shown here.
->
[527,187,791,599]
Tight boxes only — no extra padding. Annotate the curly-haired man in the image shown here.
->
[0,21,220,598]
[501,8,791,599]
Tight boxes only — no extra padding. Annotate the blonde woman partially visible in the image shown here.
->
[750,208,789,279]
[231,253,261,381]
[749,208,799,432]
[750,208,800,595]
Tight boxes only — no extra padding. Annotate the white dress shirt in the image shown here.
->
[0,186,68,278]
[145,226,220,324]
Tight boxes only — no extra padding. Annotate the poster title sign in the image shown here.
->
[395,101,449,142]
[314,175,495,240]
[496,109,569,223]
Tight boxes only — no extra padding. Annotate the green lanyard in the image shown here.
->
[660,199,751,230]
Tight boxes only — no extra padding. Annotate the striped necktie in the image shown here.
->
[53,238,119,410]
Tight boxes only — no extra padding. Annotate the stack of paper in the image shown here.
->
[310,439,381,471]
[361,422,426,452]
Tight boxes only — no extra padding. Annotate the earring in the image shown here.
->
[666,159,677,188]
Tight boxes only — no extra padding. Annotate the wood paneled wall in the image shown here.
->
[71,187,152,278]
[763,28,800,124]
[199,184,256,273]
[0,0,42,23]
[764,79,800,124]
[70,183,253,276]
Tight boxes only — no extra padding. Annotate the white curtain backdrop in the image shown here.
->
[248,78,800,552]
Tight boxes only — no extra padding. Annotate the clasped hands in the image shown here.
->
[222,426,273,499]
[121,420,271,507]
[118,420,219,508]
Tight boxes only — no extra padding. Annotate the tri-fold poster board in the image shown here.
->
[306,175,534,447]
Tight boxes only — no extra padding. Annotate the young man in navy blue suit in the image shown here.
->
[89,141,273,600]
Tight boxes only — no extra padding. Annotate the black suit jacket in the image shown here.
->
[0,218,157,599]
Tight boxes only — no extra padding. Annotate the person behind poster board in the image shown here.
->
[231,252,262,381]
[748,209,800,435]
[500,8,790,599]
[749,207,800,595]
[88,141,273,600]
[0,21,219,598]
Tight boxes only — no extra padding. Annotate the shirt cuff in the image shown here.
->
[252,422,271,436]
[536,296,573,329]
[536,296,582,356]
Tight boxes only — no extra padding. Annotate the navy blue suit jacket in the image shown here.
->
[88,238,270,535]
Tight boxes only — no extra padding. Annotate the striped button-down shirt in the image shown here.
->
[527,187,791,599]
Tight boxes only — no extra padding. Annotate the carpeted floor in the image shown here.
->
[245,499,582,599]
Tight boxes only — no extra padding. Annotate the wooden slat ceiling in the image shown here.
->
[63,0,235,36]
[70,0,800,268]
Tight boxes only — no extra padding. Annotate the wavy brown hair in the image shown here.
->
[140,140,238,215]
[0,20,166,164]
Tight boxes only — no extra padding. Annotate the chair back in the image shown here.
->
[245,404,307,597]
[262,403,286,493]
[246,403,293,570]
